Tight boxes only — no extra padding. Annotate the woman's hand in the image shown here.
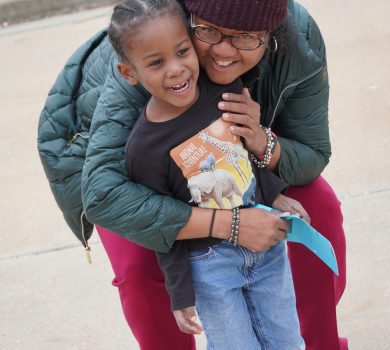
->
[236,208,290,252]
[173,307,203,335]
[179,207,289,252]
[219,88,267,156]
[272,194,311,224]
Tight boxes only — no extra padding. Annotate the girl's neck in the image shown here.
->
[145,85,200,123]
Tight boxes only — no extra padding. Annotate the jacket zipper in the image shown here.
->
[67,132,89,146]
[67,132,92,263]
[268,66,325,127]
[80,211,92,264]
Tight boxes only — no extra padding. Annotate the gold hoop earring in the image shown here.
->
[267,35,278,53]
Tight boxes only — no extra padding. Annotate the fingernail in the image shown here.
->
[190,316,197,322]
[222,113,229,120]
[222,93,229,99]
[218,102,225,109]
[230,126,235,133]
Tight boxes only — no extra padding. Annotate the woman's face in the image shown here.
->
[191,15,269,85]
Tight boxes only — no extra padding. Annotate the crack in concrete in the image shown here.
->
[0,6,111,37]
[0,241,100,262]
[1,187,389,263]
[340,186,390,201]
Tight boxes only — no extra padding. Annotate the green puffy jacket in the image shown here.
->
[37,0,330,252]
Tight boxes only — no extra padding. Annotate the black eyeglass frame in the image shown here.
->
[190,14,269,51]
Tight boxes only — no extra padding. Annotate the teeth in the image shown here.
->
[215,60,234,67]
[171,80,189,93]
[173,82,186,89]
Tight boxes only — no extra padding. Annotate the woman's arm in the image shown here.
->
[82,63,194,253]
[37,30,108,246]
[220,18,330,186]
[83,80,288,253]
[273,11,331,185]
[222,72,330,186]
[177,207,288,252]
[82,47,290,254]
[82,76,287,253]
[274,66,331,185]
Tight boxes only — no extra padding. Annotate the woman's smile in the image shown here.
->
[211,57,238,70]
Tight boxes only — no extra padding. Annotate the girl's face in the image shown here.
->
[191,15,268,85]
[118,14,200,116]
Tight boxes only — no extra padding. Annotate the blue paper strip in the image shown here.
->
[252,204,339,275]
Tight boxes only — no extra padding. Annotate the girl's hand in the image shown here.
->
[219,88,267,156]
[272,194,311,224]
[173,307,203,335]
[237,208,290,252]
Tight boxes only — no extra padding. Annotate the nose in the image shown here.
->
[166,59,185,79]
[210,38,237,57]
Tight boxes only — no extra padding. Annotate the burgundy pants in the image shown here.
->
[96,176,347,350]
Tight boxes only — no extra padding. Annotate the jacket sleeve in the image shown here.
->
[276,67,330,185]
[37,30,107,245]
[81,58,192,253]
[274,10,331,186]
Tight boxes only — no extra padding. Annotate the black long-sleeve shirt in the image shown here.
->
[125,71,287,310]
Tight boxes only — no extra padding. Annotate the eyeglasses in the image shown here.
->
[190,14,268,51]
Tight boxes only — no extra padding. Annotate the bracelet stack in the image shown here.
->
[250,126,277,168]
[229,207,240,245]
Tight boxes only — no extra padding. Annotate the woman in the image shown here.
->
[38,0,347,349]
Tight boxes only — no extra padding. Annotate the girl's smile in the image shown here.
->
[117,14,200,122]
[170,79,191,93]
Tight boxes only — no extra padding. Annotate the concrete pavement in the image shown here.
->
[0,1,389,349]
[0,0,116,24]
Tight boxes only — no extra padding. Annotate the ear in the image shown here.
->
[117,62,138,85]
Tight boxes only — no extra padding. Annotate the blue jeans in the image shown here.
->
[188,240,305,350]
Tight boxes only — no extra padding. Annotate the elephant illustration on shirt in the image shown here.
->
[187,169,242,209]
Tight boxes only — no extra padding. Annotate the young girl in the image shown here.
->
[108,1,306,349]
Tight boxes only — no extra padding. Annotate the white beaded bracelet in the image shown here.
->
[250,126,276,168]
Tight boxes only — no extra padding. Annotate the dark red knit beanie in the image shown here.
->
[184,0,288,31]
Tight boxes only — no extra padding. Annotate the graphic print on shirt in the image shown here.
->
[170,118,256,209]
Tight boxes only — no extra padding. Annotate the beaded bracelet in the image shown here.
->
[229,207,240,245]
[250,126,277,168]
